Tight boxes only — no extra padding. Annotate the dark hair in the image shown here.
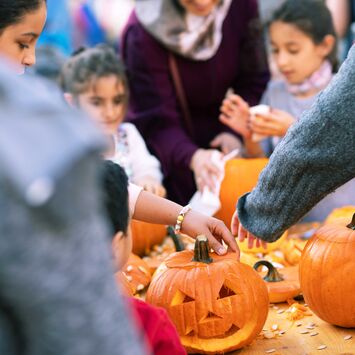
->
[0,0,46,33]
[270,0,338,72]
[60,44,128,102]
[101,161,129,236]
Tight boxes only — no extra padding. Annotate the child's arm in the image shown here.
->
[130,186,239,257]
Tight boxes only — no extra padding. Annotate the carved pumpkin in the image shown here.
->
[130,220,167,256]
[119,253,151,295]
[146,236,269,354]
[254,260,301,303]
[324,205,355,225]
[281,238,307,266]
[214,158,287,253]
[300,214,355,327]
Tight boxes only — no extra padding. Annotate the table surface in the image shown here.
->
[231,303,355,355]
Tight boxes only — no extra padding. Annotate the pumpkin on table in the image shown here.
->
[146,235,269,354]
[300,214,355,327]
[214,158,287,253]
[116,253,152,295]
[130,220,167,256]
[254,260,301,303]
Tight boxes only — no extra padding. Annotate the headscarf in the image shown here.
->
[135,0,233,61]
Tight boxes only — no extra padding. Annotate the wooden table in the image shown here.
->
[231,303,355,355]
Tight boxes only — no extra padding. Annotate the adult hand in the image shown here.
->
[136,176,166,197]
[210,132,243,155]
[219,94,251,138]
[190,149,222,192]
[250,108,296,137]
[182,209,240,258]
[231,210,267,250]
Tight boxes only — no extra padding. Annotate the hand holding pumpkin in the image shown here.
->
[182,209,240,258]
[231,210,267,250]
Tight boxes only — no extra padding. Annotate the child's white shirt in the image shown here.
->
[109,123,163,184]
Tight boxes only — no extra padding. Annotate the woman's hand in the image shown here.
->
[219,94,251,138]
[190,149,222,192]
[136,176,166,197]
[210,132,243,155]
[231,210,267,249]
[250,108,296,137]
[183,210,240,258]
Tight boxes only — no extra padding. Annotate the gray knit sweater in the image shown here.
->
[237,45,355,242]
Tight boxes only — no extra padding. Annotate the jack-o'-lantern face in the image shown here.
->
[146,237,269,354]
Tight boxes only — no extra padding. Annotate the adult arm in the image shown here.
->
[326,0,351,38]
[237,46,355,242]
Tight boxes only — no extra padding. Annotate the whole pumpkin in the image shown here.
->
[214,158,287,253]
[299,214,355,327]
[115,272,134,297]
[131,220,167,256]
[146,236,269,354]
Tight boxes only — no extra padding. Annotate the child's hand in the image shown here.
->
[210,132,243,155]
[190,149,222,193]
[250,108,296,137]
[231,210,267,250]
[219,94,251,138]
[137,177,166,197]
[183,209,240,258]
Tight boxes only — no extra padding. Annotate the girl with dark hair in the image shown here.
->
[221,0,354,222]
[0,0,47,74]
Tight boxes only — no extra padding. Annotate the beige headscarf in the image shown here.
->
[135,0,233,61]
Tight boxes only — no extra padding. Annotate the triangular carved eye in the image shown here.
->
[200,311,223,323]
[171,289,195,306]
[225,324,240,336]
[218,284,237,299]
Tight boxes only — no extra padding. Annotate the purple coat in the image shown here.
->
[122,0,269,204]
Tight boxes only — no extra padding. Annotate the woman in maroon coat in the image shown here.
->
[122,0,269,204]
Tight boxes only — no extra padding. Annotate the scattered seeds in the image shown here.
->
[344,335,352,340]
[271,324,279,331]
[299,330,309,334]
[138,266,149,275]
[126,265,133,272]
[126,275,133,282]
[264,332,275,339]
[273,306,279,310]
[317,345,327,350]
[279,330,286,335]
[306,326,315,330]
[296,322,303,327]
[307,322,316,327]
[136,284,145,291]
[265,349,276,354]
[310,332,319,337]
[304,303,308,307]
[277,310,285,314]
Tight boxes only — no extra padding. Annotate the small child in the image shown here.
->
[220,0,355,221]
[101,161,186,355]
[60,44,166,197]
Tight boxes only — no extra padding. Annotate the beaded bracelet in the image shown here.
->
[174,205,192,234]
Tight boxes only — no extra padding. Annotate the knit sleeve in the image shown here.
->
[237,45,355,242]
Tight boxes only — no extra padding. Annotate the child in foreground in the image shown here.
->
[101,161,186,355]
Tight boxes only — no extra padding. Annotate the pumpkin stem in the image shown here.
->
[167,226,185,251]
[346,213,355,230]
[192,235,213,264]
[253,260,284,282]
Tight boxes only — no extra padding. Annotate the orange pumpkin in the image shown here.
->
[146,235,269,354]
[300,214,355,327]
[215,158,287,253]
[254,260,301,303]
[119,253,152,295]
[324,205,355,225]
[115,272,134,296]
[131,220,167,256]
[281,238,307,266]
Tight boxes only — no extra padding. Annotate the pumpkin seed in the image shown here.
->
[296,322,303,327]
[126,265,133,272]
[273,306,279,310]
[310,332,318,336]
[306,326,315,330]
[138,266,149,275]
[279,330,286,335]
[265,349,276,353]
[344,335,352,340]
[299,330,309,334]
[277,310,285,314]
[264,332,275,339]
[271,324,279,331]
[317,345,327,350]
[136,284,145,291]
[126,275,133,282]
[304,303,308,307]
[307,322,316,327]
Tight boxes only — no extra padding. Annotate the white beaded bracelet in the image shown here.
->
[174,205,192,234]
